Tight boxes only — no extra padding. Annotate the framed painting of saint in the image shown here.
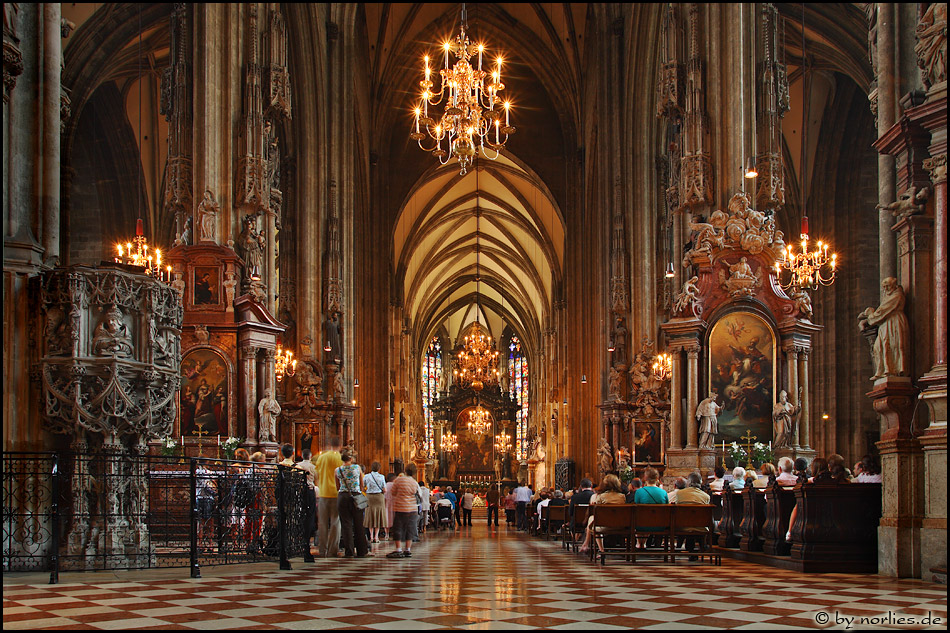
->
[180,349,230,437]
[707,311,776,445]
[295,423,317,459]
[634,421,662,463]
[456,410,493,472]
[193,266,219,306]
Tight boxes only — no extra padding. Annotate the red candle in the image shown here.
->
[136,218,144,236]
[800,216,809,237]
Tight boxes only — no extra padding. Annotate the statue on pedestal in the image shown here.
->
[597,436,614,478]
[258,388,281,443]
[696,393,721,450]
[772,388,803,450]
[859,277,909,379]
[197,189,219,243]
[608,366,623,402]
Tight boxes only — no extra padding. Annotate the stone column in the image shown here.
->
[670,349,683,450]
[240,345,258,447]
[797,349,811,450]
[611,415,622,459]
[783,345,800,446]
[685,347,699,449]
[876,3,898,288]
[40,3,61,263]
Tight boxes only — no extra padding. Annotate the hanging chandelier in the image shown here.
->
[467,404,492,436]
[275,345,296,382]
[494,430,512,453]
[774,4,837,293]
[114,218,170,282]
[410,3,515,175]
[454,322,500,391]
[441,430,459,452]
[652,353,672,381]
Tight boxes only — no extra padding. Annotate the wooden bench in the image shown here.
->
[738,488,767,551]
[591,504,636,565]
[762,484,796,556]
[565,504,589,552]
[716,488,743,548]
[789,482,882,573]
[544,504,567,541]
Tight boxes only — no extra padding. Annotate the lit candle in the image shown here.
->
[504,101,510,126]
[414,107,420,133]
[444,41,450,68]
[166,265,171,282]
[217,435,221,445]
[478,44,483,70]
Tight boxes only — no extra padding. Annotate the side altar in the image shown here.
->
[662,192,820,476]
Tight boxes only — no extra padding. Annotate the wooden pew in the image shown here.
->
[762,484,796,556]
[717,487,742,548]
[789,482,882,573]
[738,488,767,551]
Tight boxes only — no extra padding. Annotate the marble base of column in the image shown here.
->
[258,441,279,461]
[412,456,430,486]
[918,428,947,582]
[876,437,924,578]
[664,448,707,477]
[527,460,538,488]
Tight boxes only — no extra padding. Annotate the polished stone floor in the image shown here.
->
[3,522,947,630]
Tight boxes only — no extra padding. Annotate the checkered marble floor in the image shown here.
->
[4,525,946,630]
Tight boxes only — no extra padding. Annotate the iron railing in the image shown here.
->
[2,451,309,583]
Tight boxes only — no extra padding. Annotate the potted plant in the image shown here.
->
[727,442,747,469]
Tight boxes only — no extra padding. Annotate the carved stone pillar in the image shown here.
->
[670,349,683,451]
[875,3,898,288]
[611,415,622,460]
[685,347,699,449]
[783,345,800,446]
[241,345,258,446]
[797,349,812,451]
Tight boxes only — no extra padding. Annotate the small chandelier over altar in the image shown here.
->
[493,430,511,453]
[774,216,837,291]
[275,345,296,382]
[409,3,515,175]
[468,404,492,436]
[454,322,500,391]
[652,353,672,381]
[114,218,170,282]
[441,430,459,453]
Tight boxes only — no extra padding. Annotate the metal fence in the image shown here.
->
[2,451,309,583]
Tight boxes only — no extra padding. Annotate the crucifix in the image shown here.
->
[740,429,757,463]
[193,425,210,457]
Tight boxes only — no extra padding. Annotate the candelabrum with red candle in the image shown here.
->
[114,218,172,282]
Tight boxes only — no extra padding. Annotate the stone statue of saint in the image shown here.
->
[333,368,346,403]
[92,306,133,358]
[239,215,265,275]
[494,453,503,483]
[197,189,219,243]
[223,271,238,310]
[174,217,192,247]
[597,436,614,477]
[258,388,281,443]
[171,272,185,297]
[696,393,722,450]
[608,365,623,401]
[773,388,803,450]
[730,256,755,281]
[612,315,628,367]
[325,312,343,364]
[859,277,909,379]
[399,408,407,434]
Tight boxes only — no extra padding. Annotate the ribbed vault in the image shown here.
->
[395,154,564,359]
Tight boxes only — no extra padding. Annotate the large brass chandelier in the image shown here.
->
[468,404,492,436]
[454,322,500,392]
[410,3,515,175]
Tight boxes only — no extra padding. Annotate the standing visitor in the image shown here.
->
[417,479,431,535]
[314,436,343,557]
[504,488,516,526]
[384,472,397,539]
[461,488,475,526]
[335,452,370,558]
[513,481,532,531]
[363,461,386,543]
[387,463,420,558]
[486,484,500,527]
[295,449,317,562]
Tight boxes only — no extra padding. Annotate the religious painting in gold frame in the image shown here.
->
[707,311,776,445]
[456,408,493,472]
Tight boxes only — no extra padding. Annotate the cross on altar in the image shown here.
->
[193,425,209,457]
[740,429,757,462]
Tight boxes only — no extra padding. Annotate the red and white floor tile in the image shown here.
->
[3,526,946,630]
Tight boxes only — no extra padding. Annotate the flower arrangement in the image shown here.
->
[727,441,748,467]
[160,436,178,457]
[220,436,242,460]
[618,463,634,486]
[751,442,774,467]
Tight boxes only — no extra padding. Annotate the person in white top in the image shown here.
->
[775,457,799,486]
[708,466,726,492]
[854,454,883,483]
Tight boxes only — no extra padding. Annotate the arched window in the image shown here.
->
[422,336,443,453]
[508,336,529,459]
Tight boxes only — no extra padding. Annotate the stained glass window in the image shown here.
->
[508,336,529,460]
[422,337,443,454]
